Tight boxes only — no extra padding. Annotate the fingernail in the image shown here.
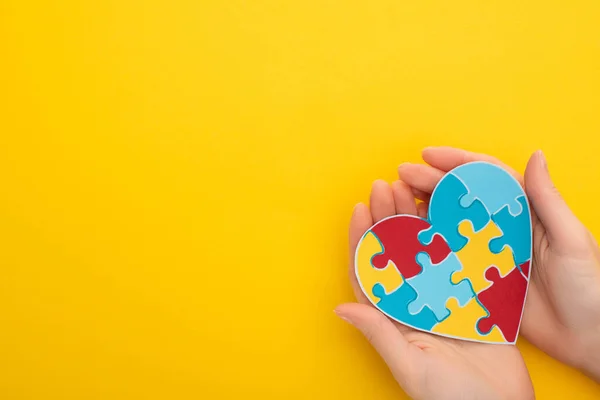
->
[423,146,437,152]
[334,310,353,325]
[398,162,411,169]
[538,150,547,171]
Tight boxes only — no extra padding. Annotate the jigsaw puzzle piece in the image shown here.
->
[355,231,404,304]
[372,282,438,331]
[432,297,506,343]
[488,195,532,266]
[451,161,525,216]
[476,266,528,343]
[418,174,490,252]
[371,215,451,279]
[453,220,516,293]
[519,260,531,279]
[406,252,475,321]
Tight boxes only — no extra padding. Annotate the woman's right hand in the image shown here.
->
[398,147,600,381]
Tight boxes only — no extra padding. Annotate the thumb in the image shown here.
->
[335,303,418,388]
[524,150,584,247]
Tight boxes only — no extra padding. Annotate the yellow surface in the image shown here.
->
[433,298,506,343]
[454,220,516,293]
[355,231,403,304]
[1,1,600,399]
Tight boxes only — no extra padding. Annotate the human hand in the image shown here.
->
[335,178,534,400]
[395,147,600,382]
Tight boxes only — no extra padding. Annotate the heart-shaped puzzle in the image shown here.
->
[355,161,532,344]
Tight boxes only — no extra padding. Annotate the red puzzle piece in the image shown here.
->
[476,266,528,342]
[520,260,530,278]
[371,216,451,279]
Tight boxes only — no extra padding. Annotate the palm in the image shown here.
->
[347,179,533,400]
[522,215,600,367]
[388,326,530,400]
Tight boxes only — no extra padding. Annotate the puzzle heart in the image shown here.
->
[355,161,532,344]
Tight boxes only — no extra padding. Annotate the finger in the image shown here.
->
[411,188,431,203]
[370,180,396,222]
[392,180,418,215]
[349,203,374,304]
[397,163,445,194]
[524,150,587,250]
[417,202,428,219]
[335,303,421,391]
[349,203,374,256]
[422,146,524,186]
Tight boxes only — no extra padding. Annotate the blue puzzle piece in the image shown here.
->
[406,252,475,321]
[418,174,489,252]
[372,283,438,331]
[451,161,525,216]
[489,195,532,266]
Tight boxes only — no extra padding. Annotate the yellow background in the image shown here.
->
[1,1,600,398]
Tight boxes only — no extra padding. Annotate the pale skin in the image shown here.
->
[335,147,600,400]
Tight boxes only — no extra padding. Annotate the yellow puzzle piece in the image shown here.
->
[355,231,403,304]
[433,297,506,343]
[453,220,516,293]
